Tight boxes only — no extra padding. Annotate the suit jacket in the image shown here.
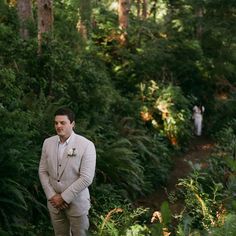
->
[39,131,96,216]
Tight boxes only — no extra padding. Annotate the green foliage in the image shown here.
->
[210,119,236,209]
[0,107,48,234]
[1,0,236,234]
[150,201,172,236]
[0,66,52,235]
[92,114,173,200]
[126,224,151,236]
[210,100,236,135]
[101,206,151,236]
[208,214,236,236]
[67,54,119,123]
[90,188,152,236]
[214,121,236,157]
[177,167,225,231]
[96,132,145,198]
[129,128,172,189]
[175,119,236,234]
[140,81,192,147]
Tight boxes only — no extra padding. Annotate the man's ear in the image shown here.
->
[72,121,75,128]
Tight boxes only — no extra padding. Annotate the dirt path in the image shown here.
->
[136,135,215,215]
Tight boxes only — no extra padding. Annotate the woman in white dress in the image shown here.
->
[193,104,205,136]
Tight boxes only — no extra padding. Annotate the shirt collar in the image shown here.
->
[57,132,73,145]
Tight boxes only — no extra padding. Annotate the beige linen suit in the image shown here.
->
[39,131,96,235]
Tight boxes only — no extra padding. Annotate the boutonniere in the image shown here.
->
[68,148,77,157]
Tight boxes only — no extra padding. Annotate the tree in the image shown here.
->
[77,0,92,41]
[37,0,53,53]
[136,0,147,19]
[141,0,147,19]
[137,0,141,17]
[17,0,33,40]
[118,0,130,44]
[195,5,204,40]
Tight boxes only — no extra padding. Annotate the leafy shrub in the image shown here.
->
[208,214,236,236]
[140,81,192,148]
[175,119,236,234]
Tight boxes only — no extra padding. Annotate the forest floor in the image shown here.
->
[136,135,215,220]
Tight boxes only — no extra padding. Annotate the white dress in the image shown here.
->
[193,105,205,136]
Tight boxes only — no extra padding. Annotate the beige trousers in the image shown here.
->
[49,210,89,236]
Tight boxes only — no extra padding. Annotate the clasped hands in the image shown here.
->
[49,194,69,210]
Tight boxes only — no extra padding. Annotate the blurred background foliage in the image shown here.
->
[1,0,236,235]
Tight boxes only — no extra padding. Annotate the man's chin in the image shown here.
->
[56,132,64,136]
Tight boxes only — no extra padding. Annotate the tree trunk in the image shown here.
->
[17,0,33,40]
[137,0,147,20]
[37,0,53,53]
[137,0,141,18]
[118,0,130,44]
[76,0,91,41]
[196,7,204,40]
[77,20,87,41]
[150,0,157,20]
[141,0,147,19]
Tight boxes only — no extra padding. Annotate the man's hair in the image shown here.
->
[54,107,75,123]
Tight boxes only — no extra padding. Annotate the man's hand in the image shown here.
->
[49,194,69,210]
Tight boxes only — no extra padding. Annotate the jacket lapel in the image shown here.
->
[52,139,59,176]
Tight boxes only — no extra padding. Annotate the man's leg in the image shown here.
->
[49,209,71,236]
[69,214,89,236]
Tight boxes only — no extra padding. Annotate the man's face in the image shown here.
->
[54,115,74,140]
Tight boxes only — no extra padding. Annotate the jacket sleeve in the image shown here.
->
[38,141,57,200]
[61,141,96,203]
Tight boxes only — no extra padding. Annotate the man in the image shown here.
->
[39,107,96,236]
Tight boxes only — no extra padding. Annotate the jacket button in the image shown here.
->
[57,180,60,182]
